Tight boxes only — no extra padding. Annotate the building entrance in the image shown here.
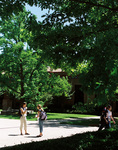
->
[0,95,4,109]
[74,85,84,104]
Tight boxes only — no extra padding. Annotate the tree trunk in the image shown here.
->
[20,59,25,102]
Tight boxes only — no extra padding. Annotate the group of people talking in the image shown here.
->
[20,102,44,137]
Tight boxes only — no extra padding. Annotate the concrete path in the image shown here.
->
[0,117,99,148]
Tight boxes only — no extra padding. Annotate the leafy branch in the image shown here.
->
[71,0,118,12]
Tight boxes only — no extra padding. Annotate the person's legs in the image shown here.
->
[105,119,110,129]
[105,119,111,129]
[20,117,23,135]
[98,120,107,131]
[23,117,28,134]
[38,119,43,136]
[98,122,105,131]
[108,120,111,128]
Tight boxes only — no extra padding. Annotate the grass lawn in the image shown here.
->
[47,112,97,120]
[61,118,118,127]
[0,114,37,121]
[0,112,97,121]
[61,118,100,127]
[1,129,118,150]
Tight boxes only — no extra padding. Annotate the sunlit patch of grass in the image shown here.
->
[0,112,97,121]
[47,113,97,120]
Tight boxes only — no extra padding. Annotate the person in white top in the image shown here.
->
[106,105,115,128]
[20,102,29,135]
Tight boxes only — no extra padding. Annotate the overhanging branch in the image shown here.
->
[0,80,20,94]
[71,0,118,12]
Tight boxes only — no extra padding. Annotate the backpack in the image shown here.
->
[40,111,47,120]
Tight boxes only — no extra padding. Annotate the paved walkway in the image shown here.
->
[0,117,99,148]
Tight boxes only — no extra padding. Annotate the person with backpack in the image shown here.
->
[98,107,108,131]
[36,104,47,137]
[20,102,29,135]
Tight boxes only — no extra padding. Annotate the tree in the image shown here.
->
[1,0,118,103]
[0,10,72,109]
[27,0,118,104]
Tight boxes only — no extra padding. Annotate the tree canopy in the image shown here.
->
[1,0,118,103]
[0,10,72,109]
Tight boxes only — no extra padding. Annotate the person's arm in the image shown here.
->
[20,108,27,115]
[111,114,115,124]
[103,112,108,124]
[103,116,108,124]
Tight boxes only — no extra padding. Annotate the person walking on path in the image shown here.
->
[36,104,44,137]
[20,102,29,135]
[106,105,115,128]
[98,107,108,131]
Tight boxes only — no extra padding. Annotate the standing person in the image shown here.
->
[106,105,115,128]
[98,107,108,131]
[20,102,29,135]
[37,104,44,137]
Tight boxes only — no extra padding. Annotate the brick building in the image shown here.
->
[0,68,117,112]
[0,68,92,110]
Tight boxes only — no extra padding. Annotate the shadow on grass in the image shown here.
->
[60,118,100,127]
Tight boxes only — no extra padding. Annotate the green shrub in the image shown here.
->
[72,102,107,115]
